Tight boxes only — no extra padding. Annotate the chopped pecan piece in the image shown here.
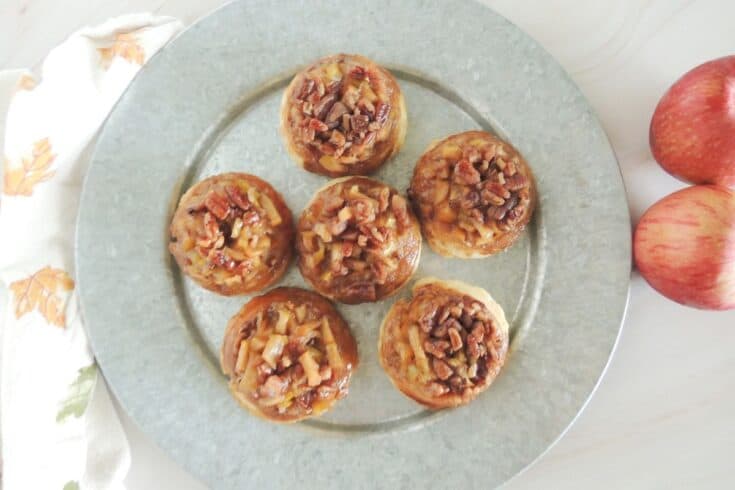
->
[427,382,450,396]
[350,113,370,133]
[225,185,251,210]
[460,311,474,329]
[480,187,506,206]
[326,101,349,123]
[374,102,391,125]
[453,159,481,185]
[448,327,463,352]
[458,190,480,209]
[463,147,482,164]
[505,173,528,191]
[313,92,338,121]
[349,66,366,80]
[466,335,481,361]
[424,339,450,359]
[432,358,453,381]
[506,205,524,224]
[431,322,448,338]
[297,78,315,100]
[448,304,463,318]
[204,192,230,220]
[471,321,486,342]
[308,118,329,133]
[295,391,314,410]
[326,79,343,94]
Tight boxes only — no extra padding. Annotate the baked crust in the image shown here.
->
[297,176,421,304]
[169,173,294,295]
[378,277,509,409]
[221,287,358,423]
[280,53,407,177]
[408,131,536,258]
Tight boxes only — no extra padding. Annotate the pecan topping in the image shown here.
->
[504,173,528,191]
[221,288,357,422]
[204,192,230,220]
[408,132,535,257]
[349,66,366,80]
[298,178,418,304]
[326,102,349,126]
[225,185,251,210]
[432,358,453,380]
[350,113,369,133]
[375,102,391,125]
[410,289,501,395]
[287,57,399,172]
[424,339,450,358]
[172,175,292,292]
[313,92,339,121]
[453,159,481,185]
[297,78,315,100]
[448,327,463,352]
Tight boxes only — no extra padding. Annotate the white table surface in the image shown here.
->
[2,1,734,488]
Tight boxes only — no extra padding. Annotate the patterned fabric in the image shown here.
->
[0,14,183,489]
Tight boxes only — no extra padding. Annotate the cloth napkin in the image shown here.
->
[0,14,183,489]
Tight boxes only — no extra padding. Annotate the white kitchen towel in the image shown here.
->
[0,14,183,490]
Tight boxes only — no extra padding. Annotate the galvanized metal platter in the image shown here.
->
[76,1,631,488]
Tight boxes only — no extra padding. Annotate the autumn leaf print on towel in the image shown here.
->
[3,138,56,196]
[98,32,145,68]
[10,266,75,327]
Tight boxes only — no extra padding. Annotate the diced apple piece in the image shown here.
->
[275,309,290,334]
[432,181,450,204]
[325,63,342,80]
[408,325,430,374]
[321,318,336,344]
[326,343,343,371]
[441,144,461,160]
[259,195,282,226]
[436,203,457,223]
[235,340,250,373]
[293,319,321,339]
[261,334,287,369]
[299,351,322,387]
[319,155,344,173]
[295,304,307,323]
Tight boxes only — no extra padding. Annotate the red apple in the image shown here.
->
[650,55,735,187]
[634,185,735,310]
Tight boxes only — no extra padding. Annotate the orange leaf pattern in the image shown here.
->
[17,73,37,91]
[98,33,145,68]
[3,138,56,196]
[10,267,75,327]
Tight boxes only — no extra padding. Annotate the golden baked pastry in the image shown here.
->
[220,287,358,423]
[280,54,407,177]
[408,131,536,258]
[379,278,509,409]
[169,173,294,295]
[297,176,421,304]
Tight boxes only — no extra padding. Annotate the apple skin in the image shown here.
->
[634,185,735,310]
[649,55,735,188]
